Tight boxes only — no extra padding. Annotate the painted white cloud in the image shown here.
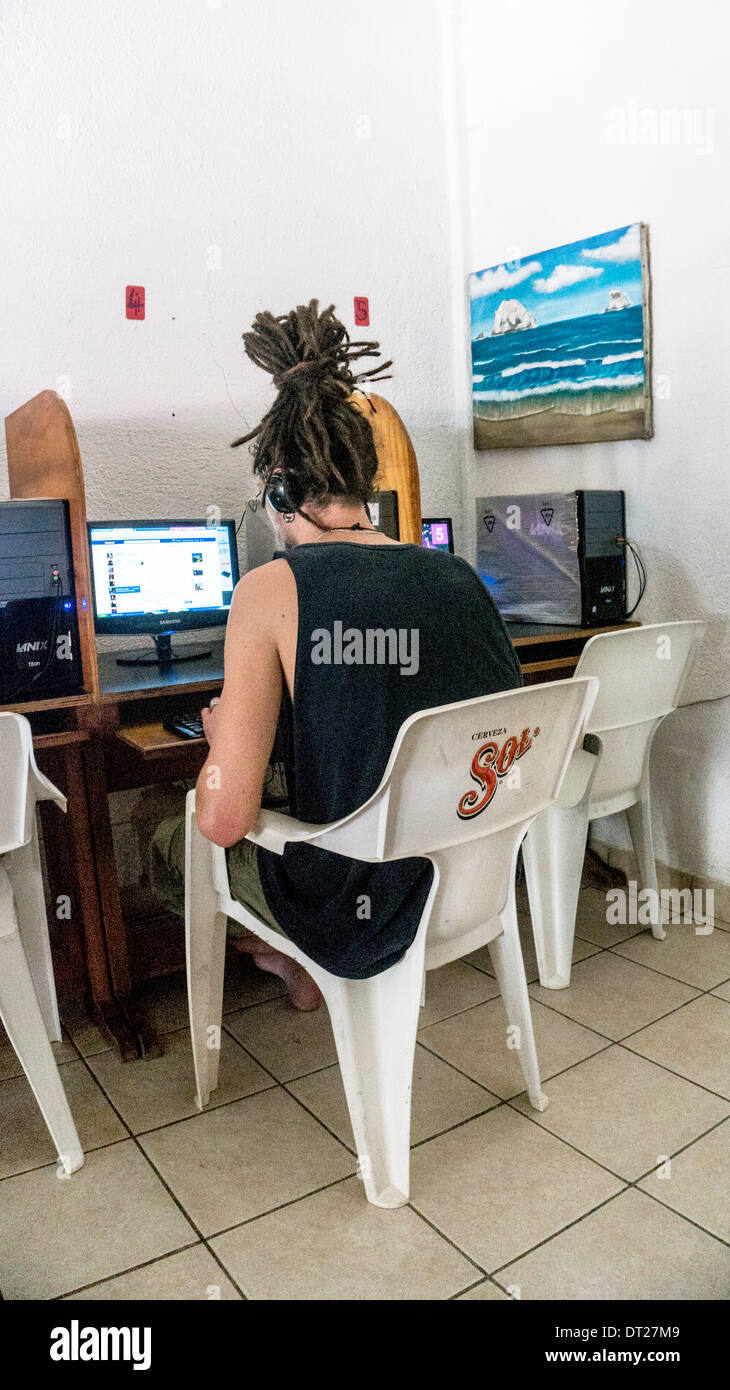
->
[580,224,640,263]
[533,264,603,294]
[470,259,542,297]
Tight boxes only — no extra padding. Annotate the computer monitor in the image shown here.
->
[368,490,399,540]
[88,519,240,665]
[422,517,454,553]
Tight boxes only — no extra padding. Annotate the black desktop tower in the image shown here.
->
[0,498,84,702]
[475,490,626,627]
[576,489,626,626]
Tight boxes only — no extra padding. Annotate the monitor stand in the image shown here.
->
[115,633,213,667]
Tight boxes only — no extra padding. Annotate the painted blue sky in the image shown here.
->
[469,224,643,338]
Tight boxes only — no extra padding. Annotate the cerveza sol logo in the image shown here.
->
[50,1320,151,1371]
[457,726,540,819]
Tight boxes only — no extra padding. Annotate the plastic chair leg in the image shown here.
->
[324,935,426,1208]
[626,789,664,940]
[6,834,62,1041]
[185,803,228,1109]
[523,793,592,989]
[487,898,547,1112]
[0,872,83,1174]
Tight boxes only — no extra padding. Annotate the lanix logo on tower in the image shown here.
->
[457,727,540,820]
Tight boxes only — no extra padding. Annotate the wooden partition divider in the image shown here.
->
[351,391,423,544]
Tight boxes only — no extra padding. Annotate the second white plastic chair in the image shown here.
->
[185,676,597,1208]
[523,620,705,989]
[0,712,84,1175]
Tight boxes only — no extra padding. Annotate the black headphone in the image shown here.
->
[263,470,301,516]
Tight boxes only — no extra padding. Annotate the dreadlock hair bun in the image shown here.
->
[231,299,393,505]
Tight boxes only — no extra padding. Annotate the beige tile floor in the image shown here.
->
[1,900,728,1301]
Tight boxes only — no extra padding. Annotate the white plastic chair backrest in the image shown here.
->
[318,677,598,863]
[0,713,66,855]
[573,621,705,809]
[575,621,705,732]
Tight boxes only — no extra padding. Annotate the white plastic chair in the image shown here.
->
[0,712,84,1175]
[185,677,597,1208]
[523,620,705,988]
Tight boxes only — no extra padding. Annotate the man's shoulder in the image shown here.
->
[231,558,295,619]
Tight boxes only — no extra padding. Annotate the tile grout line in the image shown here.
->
[629,1171,730,1249]
[614,1038,730,1103]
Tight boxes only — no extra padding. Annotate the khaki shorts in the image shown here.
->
[145,763,288,941]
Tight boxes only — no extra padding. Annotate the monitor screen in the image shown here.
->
[422,517,454,553]
[88,520,240,634]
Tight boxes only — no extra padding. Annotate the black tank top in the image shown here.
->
[257,541,522,978]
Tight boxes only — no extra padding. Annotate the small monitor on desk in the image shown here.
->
[88,519,240,666]
[422,517,454,553]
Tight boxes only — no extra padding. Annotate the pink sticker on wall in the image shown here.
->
[126,286,145,320]
[354,296,369,326]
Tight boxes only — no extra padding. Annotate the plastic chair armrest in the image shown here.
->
[245,810,331,856]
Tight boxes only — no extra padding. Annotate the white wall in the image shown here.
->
[455,0,730,884]
[0,0,460,575]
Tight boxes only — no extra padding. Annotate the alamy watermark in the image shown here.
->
[50,1321,151,1370]
[310,622,419,676]
[606,880,714,933]
[606,102,714,155]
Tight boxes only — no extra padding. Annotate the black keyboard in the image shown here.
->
[163,713,205,740]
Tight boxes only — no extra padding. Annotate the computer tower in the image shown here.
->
[576,489,627,626]
[475,490,626,627]
[0,498,84,702]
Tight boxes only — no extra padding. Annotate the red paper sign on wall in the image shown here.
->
[126,286,145,320]
[354,296,369,327]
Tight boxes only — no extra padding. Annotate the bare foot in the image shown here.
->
[231,938,324,1011]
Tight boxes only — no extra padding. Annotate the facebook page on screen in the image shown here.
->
[90,525,235,618]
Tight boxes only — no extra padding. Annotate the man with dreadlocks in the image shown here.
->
[149,300,521,1010]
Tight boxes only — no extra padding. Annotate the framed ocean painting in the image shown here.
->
[469,223,652,449]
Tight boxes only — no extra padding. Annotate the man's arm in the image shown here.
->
[194,563,285,848]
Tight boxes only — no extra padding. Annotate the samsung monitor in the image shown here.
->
[422,517,454,553]
[88,519,240,665]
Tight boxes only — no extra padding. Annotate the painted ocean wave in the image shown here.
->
[484,336,642,363]
[474,373,644,404]
[475,355,644,394]
[502,357,586,377]
[470,305,646,420]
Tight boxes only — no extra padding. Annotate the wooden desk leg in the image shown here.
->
[38,745,139,1061]
[81,737,163,1059]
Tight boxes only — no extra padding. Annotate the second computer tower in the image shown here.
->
[576,489,626,626]
[475,490,627,627]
